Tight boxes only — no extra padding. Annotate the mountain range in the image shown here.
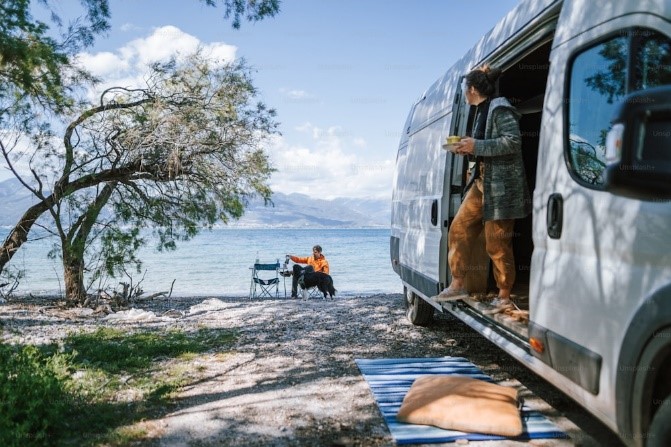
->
[0,178,390,228]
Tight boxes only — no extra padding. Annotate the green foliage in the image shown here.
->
[203,0,281,28]
[98,227,145,277]
[585,37,627,104]
[0,264,25,299]
[62,327,237,445]
[2,51,279,302]
[64,327,236,373]
[0,327,236,446]
[0,344,72,447]
[0,0,110,120]
[0,0,280,120]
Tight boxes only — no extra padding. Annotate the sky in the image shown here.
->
[7,0,521,200]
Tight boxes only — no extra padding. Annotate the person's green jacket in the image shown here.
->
[473,97,532,221]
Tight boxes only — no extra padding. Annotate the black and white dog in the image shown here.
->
[300,268,336,299]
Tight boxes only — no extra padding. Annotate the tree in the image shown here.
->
[3,51,278,302]
[1,0,281,300]
[584,37,627,105]
[203,0,280,29]
[1,0,279,120]
[0,0,110,111]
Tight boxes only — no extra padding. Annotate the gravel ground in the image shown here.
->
[0,294,625,447]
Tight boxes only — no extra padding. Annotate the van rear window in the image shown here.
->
[567,28,671,188]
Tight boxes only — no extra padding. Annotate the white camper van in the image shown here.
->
[390,1,671,446]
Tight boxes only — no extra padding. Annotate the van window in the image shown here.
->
[567,29,671,187]
[567,36,626,186]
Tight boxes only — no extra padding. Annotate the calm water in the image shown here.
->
[1,228,401,297]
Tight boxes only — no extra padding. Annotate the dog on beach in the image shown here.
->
[301,271,336,299]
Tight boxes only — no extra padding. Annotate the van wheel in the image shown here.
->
[647,395,671,447]
[405,287,433,326]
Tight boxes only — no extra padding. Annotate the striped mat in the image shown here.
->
[355,357,568,445]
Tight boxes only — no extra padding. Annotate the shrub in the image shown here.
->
[0,344,71,447]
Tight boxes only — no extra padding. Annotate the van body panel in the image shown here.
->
[553,0,671,48]
[410,0,560,137]
[445,302,613,424]
[533,11,671,429]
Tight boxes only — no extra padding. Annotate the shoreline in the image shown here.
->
[1,291,399,304]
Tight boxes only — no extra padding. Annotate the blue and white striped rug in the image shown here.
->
[355,357,568,445]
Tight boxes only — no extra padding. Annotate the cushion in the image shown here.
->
[396,375,523,437]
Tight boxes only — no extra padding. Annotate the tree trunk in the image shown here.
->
[63,254,86,305]
[0,201,51,274]
[61,183,117,304]
[0,171,130,276]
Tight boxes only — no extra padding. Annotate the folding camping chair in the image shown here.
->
[249,261,281,299]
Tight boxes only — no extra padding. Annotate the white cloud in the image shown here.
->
[0,130,62,184]
[126,26,200,66]
[120,23,142,33]
[279,88,319,103]
[76,26,237,97]
[76,51,129,78]
[203,42,237,65]
[295,122,313,133]
[267,125,393,200]
[280,88,309,100]
[294,122,348,142]
[353,137,367,149]
[68,28,392,200]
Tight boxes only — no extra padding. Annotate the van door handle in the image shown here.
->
[547,193,563,239]
[431,199,438,226]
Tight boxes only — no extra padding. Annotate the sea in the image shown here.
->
[0,228,401,298]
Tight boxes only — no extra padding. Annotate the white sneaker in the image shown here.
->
[433,286,468,302]
[482,297,514,315]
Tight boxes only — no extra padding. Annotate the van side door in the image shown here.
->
[392,82,460,299]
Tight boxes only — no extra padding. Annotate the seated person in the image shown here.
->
[286,245,329,298]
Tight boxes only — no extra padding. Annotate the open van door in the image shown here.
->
[391,98,451,300]
[391,78,471,323]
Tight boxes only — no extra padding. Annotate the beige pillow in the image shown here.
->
[396,375,523,437]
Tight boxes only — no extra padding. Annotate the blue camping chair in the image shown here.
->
[249,261,281,299]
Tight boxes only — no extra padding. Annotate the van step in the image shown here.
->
[459,295,529,339]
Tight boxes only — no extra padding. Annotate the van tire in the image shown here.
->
[405,287,433,326]
[647,395,671,447]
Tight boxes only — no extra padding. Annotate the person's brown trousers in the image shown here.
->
[448,178,516,291]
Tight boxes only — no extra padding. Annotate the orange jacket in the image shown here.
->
[290,255,329,274]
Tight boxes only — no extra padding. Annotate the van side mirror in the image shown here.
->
[603,86,671,201]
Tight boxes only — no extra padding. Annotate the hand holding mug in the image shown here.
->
[454,137,475,155]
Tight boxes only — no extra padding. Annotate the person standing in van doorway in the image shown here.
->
[434,65,531,314]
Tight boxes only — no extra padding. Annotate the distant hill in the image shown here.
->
[232,192,390,228]
[0,178,41,226]
[0,178,390,228]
